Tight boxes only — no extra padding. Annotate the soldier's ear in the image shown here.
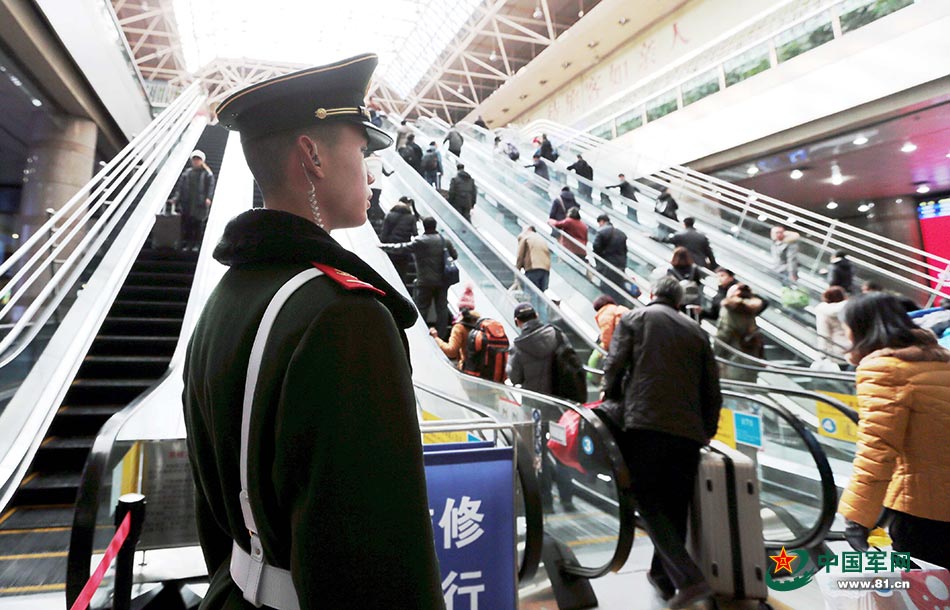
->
[297,135,325,179]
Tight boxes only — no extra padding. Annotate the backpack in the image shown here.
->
[670,267,702,307]
[398,146,413,163]
[422,151,439,171]
[505,142,520,161]
[463,318,509,382]
[550,327,587,403]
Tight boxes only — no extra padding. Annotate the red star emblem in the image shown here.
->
[770,546,797,574]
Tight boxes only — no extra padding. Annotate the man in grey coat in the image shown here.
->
[663,217,717,270]
[602,276,722,608]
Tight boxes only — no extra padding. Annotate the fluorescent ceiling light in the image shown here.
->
[901,142,917,153]
[31,98,42,107]
[831,174,843,186]
[852,135,868,145]
[917,184,931,194]
[826,201,838,210]
[895,198,903,203]
[172,0,481,98]
[789,169,803,180]
[746,165,759,176]
[857,204,870,212]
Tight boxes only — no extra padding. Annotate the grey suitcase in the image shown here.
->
[152,212,181,250]
[688,441,769,602]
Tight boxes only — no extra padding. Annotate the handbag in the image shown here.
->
[441,235,459,286]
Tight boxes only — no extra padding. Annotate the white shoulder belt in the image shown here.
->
[229,267,322,609]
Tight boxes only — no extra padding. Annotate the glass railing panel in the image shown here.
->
[614,107,644,137]
[645,90,679,123]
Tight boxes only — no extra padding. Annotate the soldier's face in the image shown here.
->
[316,124,373,230]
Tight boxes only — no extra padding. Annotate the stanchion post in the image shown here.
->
[113,493,146,610]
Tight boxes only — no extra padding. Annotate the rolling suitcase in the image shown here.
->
[688,441,769,604]
[152,211,181,250]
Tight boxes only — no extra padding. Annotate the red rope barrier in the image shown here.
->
[69,511,132,610]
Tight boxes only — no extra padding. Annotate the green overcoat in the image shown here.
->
[183,209,443,609]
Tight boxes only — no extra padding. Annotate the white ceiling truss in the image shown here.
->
[111,0,598,121]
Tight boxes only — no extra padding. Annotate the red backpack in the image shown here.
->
[462,318,510,382]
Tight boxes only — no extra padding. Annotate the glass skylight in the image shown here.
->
[172,0,483,99]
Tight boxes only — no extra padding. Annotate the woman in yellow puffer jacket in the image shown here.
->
[838,292,950,568]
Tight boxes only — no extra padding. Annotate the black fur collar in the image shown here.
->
[213,209,417,329]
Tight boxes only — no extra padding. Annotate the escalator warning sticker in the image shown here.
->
[815,402,858,443]
[714,408,736,449]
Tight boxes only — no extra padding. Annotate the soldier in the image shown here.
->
[183,54,443,609]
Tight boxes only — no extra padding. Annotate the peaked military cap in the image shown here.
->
[216,53,392,151]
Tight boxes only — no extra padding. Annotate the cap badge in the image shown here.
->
[314,108,328,119]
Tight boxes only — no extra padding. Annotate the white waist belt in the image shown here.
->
[230,540,300,610]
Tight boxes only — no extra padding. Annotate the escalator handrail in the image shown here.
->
[0,93,206,370]
[0,82,203,282]
[417,377,637,578]
[720,389,839,551]
[67,370,172,607]
[0,85,203,321]
[516,119,949,298]
[723,378,859,424]
[438,124,854,382]
[68,373,547,600]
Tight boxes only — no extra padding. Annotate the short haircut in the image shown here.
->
[592,294,616,311]
[618,173,625,178]
[561,186,570,192]
[401,120,407,125]
[596,214,610,223]
[671,246,694,267]
[407,133,415,141]
[567,207,581,220]
[533,153,541,158]
[422,216,437,232]
[652,276,684,307]
[456,163,465,171]
[834,249,848,258]
[863,280,883,292]
[715,267,735,277]
[683,217,696,228]
[844,292,921,362]
[823,286,847,303]
[241,123,343,197]
[429,141,436,146]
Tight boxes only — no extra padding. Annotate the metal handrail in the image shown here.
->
[0,88,204,368]
[518,118,949,300]
[426,118,854,373]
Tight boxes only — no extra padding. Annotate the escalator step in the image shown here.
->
[0,556,67,594]
[125,272,195,287]
[88,336,177,357]
[99,317,183,336]
[0,529,70,554]
[110,300,187,317]
[0,506,72,530]
[63,379,154,405]
[41,437,94,451]
[50,405,123,435]
[136,249,199,263]
[78,355,170,379]
[131,259,197,274]
[117,285,190,300]
[16,473,82,505]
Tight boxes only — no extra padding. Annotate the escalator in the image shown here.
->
[417,118,838,368]
[0,91,226,596]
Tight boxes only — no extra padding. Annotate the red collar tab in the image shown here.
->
[312,263,386,296]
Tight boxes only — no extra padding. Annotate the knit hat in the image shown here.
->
[457,284,476,311]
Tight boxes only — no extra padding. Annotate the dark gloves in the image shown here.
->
[844,520,870,552]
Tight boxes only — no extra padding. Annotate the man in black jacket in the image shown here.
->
[605,173,639,224]
[602,276,721,608]
[184,54,443,609]
[702,267,738,321]
[827,250,855,293]
[663,217,717,269]
[399,133,424,174]
[169,149,216,250]
[593,214,628,300]
[506,303,576,511]
[447,163,477,222]
[566,154,594,202]
[381,216,458,339]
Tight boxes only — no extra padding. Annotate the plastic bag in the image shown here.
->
[816,557,950,610]
[782,286,810,309]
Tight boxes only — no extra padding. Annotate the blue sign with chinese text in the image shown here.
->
[424,446,516,610]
